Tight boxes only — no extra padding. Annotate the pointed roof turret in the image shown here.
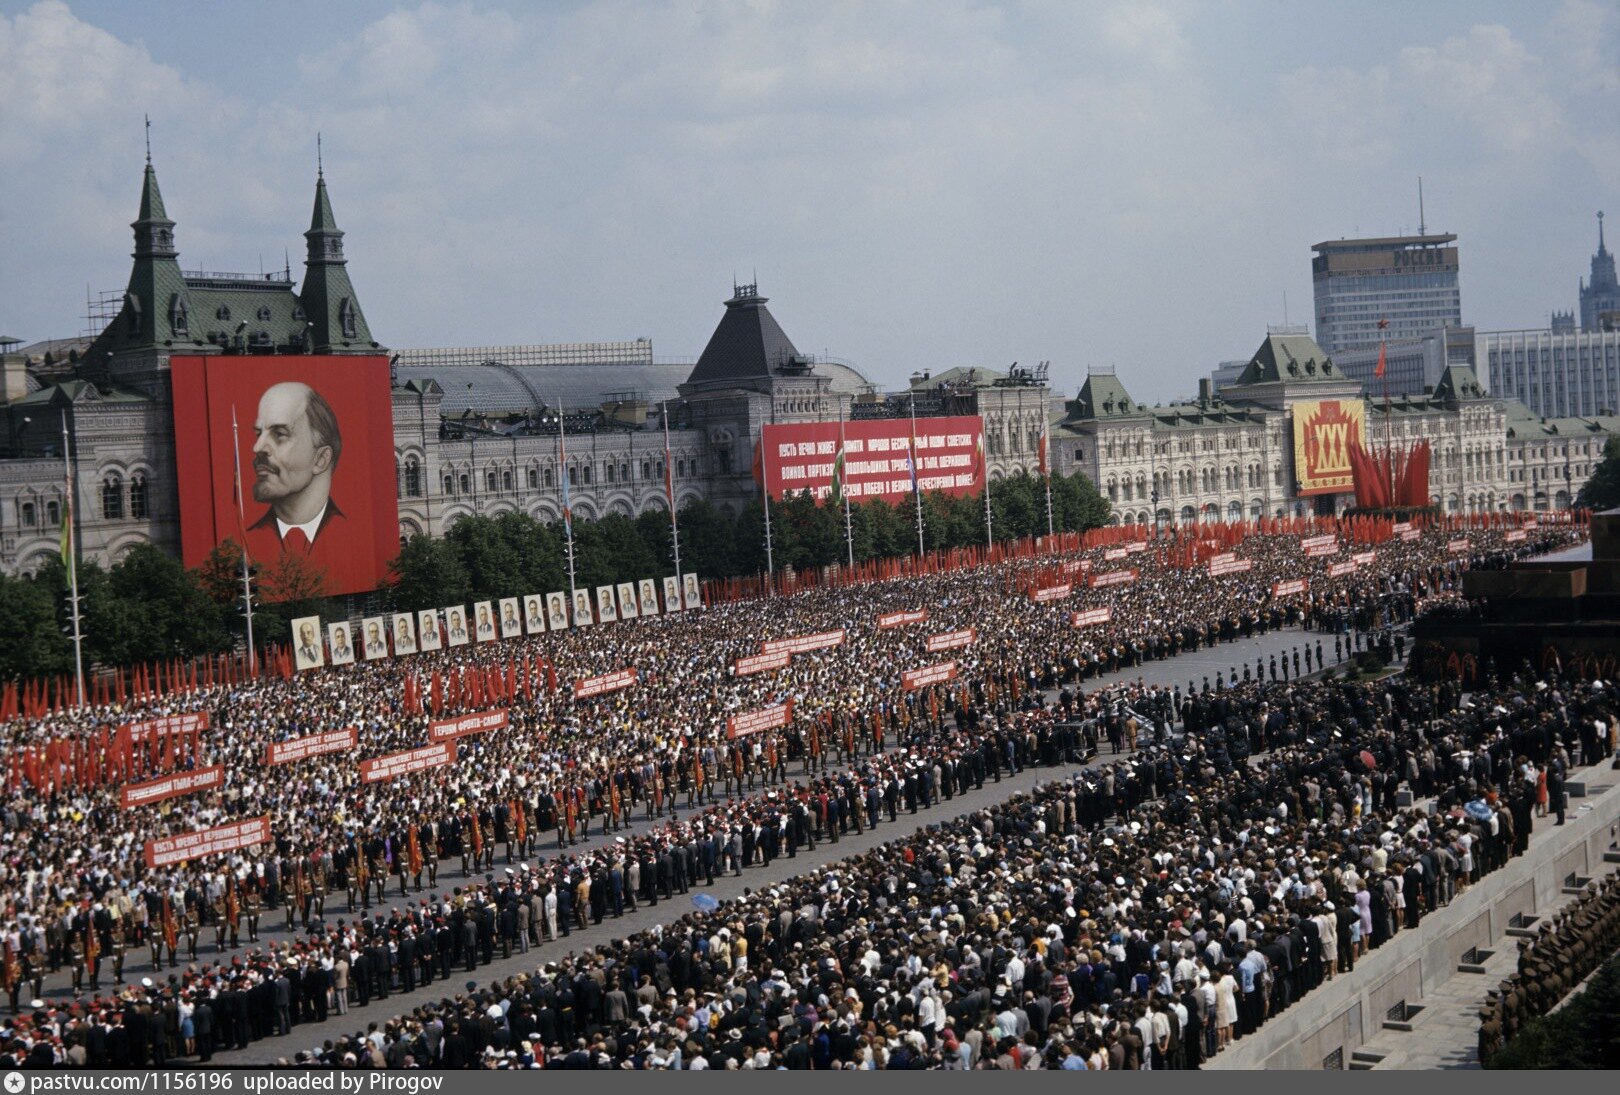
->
[298,162,377,353]
[684,283,805,388]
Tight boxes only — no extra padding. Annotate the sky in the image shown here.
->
[2,0,1616,403]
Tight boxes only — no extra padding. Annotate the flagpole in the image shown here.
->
[982,437,994,551]
[760,412,776,594]
[838,400,854,568]
[907,393,925,557]
[662,400,683,590]
[231,407,257,676]
[60,411,85,708]
[1041,410,1055,540]
[557,399,577,602]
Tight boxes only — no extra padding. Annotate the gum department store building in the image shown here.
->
[0,163,1611,579]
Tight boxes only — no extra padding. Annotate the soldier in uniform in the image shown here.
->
[109,922,127,985]
[243,878,263,943]
[212,888,230,953]
[309,852,328,921]
[68,924,87,992]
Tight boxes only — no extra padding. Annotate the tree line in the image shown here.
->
[0,471,1109,681]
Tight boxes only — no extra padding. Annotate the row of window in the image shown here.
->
[421,457,679,499]
[100,473,149,521]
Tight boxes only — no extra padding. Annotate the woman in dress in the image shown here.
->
[1355,881,1373,959]
[1213,962,1239,1051]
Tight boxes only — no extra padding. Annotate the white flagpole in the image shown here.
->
[1042,411,1056,540]
[557,399,577,602]
[839,400,854,568]
[61,411,85,708]
[908,394,925,557]
[663,400,682,589]
[231,407,257,676]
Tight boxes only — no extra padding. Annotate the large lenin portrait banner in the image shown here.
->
[171,355,399,596]
[759,415,984,504]
[1291,399,1366,497]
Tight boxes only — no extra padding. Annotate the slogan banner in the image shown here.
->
[926,628,975,653]
[1301,534,1338,553]
[733,650,792,677]
[1304,542,1337,558]
[1399,528,1421,542]
[1207,557,1253,577]
[1448,538,1470,554]
[1272,578,1309,598]
[1352,551,1377,566]
[429,708,509,741]
[1089,568,1138,589]
[902,661,959,691]
[1292,399,1366,496]
[1060,559,1092,575]
[120,711,209,741]
[573,668,638,700]
[1072,607,1113,628]
[1031,584,1073,604]
[360,741,454,784]
[1103,547,1128,561]
[146,816,271,868]
[120,765,224,810]
[1327,560,1359,578]
[1505,529,1527,544]
[726,701,795,741]
[760,630,846,657]
[877,609,929,629]
[265,727,358,767]
[1124,541,1148,555]
[1392,521,1413,533]
[761,415,985,503]
[1522,518,1538,530]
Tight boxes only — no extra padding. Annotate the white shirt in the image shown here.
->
[276,502,328,545]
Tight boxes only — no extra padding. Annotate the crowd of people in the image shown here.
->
[0,519,1596,1068]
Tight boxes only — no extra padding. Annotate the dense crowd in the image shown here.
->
[0,521,1594,1068]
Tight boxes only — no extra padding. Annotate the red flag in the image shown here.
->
[1374,342,1387,379]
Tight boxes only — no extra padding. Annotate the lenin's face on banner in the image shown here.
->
[299,622,317,649]
[253,382,340,529]
[170,355,398,597]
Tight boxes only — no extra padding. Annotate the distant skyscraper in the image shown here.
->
[1580,211,1618,332]
[1311,233,1462,356]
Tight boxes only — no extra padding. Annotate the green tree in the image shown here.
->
[106,543,229,659]
[0,571,69,680]
[390,534,472,612]
[675,499,738,579]
[1052,469,1112,532]
[447,514,527,599]
[1576,436,1620,511]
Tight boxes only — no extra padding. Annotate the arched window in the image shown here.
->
[46,500,59,526]
[486,471,497,492]
[544,468,554,488]
[605,464,615,483]
[620,463,630,482]
[459,474,470,494]
[444,475,455,495]
[102,474,124,520]
[642,460,652,480]
[582,465,593,485]
[527,468,538,490]
[129,473,148,519]
[404,459,421,498]
[168,295,189,337]
[339,298,358,339]
[502,470,513,492]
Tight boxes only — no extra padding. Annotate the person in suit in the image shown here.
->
[476,604,495,638]
[330,625,353,662]
[296,622,322,668]
[448,610,467,642]
[394,617,415,653]
[549,598,568,631]
[501,602,521,635]
[417,611,441,650]
[526,598,545,632]
[572,590,593,625]
[245,382,346,570]
[364,621,388,658]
